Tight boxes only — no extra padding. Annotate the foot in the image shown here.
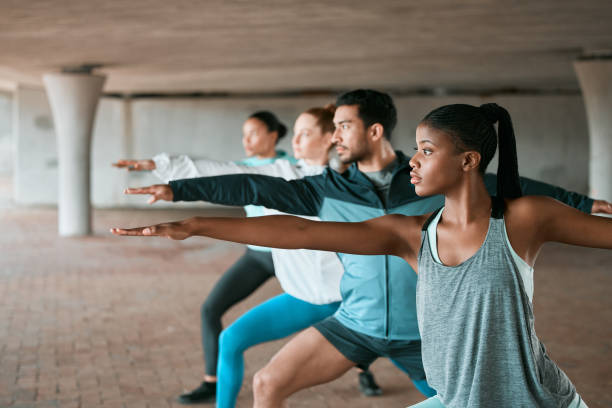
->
[358,370,382,397]
[176,381,216,404]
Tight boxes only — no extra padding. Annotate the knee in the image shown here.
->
[219,326,241,356]
[201,298,221,323]
[253,366,282,401]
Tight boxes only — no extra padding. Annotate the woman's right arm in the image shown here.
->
[111,213,421,265]
[115,154,300,183]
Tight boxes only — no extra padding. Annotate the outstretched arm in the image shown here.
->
[536,197,612,249]
[115,154,304,184]
[111,214,419,262]
[507,196,612,263]
[484,173,612,215]
[124,173,327,216]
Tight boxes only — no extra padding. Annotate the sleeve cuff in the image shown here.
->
[152,153,172,183]
[581,197,594,214]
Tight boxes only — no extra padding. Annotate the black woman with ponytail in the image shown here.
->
[114,102,610,407]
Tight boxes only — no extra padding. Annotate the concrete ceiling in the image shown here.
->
[1,0,611,94]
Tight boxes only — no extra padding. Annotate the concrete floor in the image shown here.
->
[0,207,611,408]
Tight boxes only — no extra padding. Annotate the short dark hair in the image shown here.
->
[336,89,397,140]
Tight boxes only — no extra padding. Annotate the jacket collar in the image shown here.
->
[344,150,411,184]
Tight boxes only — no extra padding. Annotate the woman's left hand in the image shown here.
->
[111,221,192,240]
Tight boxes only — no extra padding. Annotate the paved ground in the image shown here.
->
[0,206,611,408]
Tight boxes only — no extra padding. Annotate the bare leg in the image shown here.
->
[253,327,356,408]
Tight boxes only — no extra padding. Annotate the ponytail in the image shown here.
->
[304,103,337,134]
[277,122,288,140]
[421,103,522,200]
[478,104,521,199]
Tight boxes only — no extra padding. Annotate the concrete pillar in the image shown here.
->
[574,59,612,201]
[43,73,106,236]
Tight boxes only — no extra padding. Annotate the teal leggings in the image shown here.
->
[216,293,340,408]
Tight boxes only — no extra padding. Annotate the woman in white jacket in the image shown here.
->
[115,105,382,407]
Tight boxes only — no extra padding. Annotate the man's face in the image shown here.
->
[331,105,370,164]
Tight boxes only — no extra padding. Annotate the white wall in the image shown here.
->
[0,91,12,175]
[14,86,58,204]
[11,88,590,208]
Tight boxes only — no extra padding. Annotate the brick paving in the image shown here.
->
[0,207,611,408]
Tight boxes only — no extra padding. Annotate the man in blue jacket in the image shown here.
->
[126,89,611,407]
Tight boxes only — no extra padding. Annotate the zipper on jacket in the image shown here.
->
[384,231,390,339]
[383,158,409,339]
[355,155,408,340]
[371,191,390,339]
[381,202,390,339]
[367,179,390,339]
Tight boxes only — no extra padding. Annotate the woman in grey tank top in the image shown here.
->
[113,103,611,407]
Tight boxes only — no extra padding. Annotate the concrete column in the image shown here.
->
[574,59,612,201]
[43,73,106,236]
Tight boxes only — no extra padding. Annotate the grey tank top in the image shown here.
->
[416,199,577,407]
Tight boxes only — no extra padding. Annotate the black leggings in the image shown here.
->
[200,248,275,376]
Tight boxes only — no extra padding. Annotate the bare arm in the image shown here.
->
[536,197,612,248]
[483,173,612,214]
[111,214,420,262]
[506,196,612,265]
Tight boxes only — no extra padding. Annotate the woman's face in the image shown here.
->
[291,113,332,162]
[242,118,277,157]
[409,124,466,197]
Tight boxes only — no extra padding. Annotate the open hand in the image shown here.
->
[591,199,612,215]
[124,184,174,204]
[111,221,191,240]
[113,159,156,171]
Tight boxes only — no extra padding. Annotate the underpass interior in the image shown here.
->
[1,2,611,408]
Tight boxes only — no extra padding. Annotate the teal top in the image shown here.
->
[235,150,295,251]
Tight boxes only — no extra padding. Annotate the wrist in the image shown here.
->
[167,181,177,201]
[587,198,596,214]
[180,217,200,237]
